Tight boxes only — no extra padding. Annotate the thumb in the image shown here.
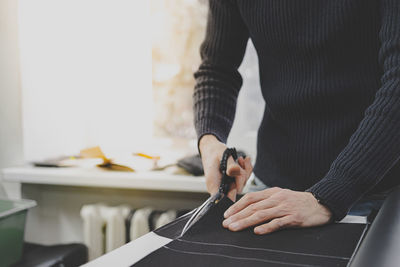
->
[244,157,253,172]
[227,182,237,202]
[226,157,241,177]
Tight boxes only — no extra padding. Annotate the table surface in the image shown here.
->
[83,214,367,267]
[91,188,400,267]
[1,166,207,193]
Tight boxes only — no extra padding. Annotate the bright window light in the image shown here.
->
[18,0,152,161]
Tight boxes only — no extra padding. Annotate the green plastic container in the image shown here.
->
[0,197,36,267]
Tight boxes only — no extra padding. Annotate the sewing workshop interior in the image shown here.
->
[1,0,400,266]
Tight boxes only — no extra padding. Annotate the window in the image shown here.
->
[19,0,152,161]
[19,0,264,161]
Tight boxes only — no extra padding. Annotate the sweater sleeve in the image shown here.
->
[307,0,400,221]
[193,0,249,146]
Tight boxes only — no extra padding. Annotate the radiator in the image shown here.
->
[80,204,180,260]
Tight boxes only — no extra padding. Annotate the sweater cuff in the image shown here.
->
[195,117,232,155]
[306,168,365,221]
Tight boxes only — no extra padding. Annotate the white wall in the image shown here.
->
[0,0,24,196]
[18,0,152,162]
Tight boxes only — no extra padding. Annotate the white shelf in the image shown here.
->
[1,166,207,193]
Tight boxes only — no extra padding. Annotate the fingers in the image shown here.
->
[254,216,295,235]
[226,156,241,177]
[222,198,276,227]
[227,182,237,202]
[235,170,247,195]
[224,191,264,218]
[225,207,282,232]
[237,157,245,169]
[244,157,253,174]
[200,139,228,196]
[227,156,252,199]
[205,170,220,195]
[239,157,252,193]
[223,188,333,235]
[233,157,252,194]
[205,152,253,199]
[224,187,281,218]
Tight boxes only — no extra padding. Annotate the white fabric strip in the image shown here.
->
[338,215,367,224]
[82,232,172,267]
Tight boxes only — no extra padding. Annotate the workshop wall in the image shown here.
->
[0,0,24,196]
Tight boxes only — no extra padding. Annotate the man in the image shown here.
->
[193,0,400,235]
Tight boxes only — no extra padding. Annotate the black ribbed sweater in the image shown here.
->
[193,0,400,220]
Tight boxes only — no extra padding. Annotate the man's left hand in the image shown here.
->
[222,187,333,235]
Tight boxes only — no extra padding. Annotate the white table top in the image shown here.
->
[1,166,207,193]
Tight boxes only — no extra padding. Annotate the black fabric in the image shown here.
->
[133,197,367,267]
[13,242,88,267]
[193,0,400,221]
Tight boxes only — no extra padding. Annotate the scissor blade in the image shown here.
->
[180,193,221,237]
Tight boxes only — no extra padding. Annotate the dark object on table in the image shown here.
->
[33,160,66,168]
[351,186,400,267]
[32,156,77,168]
[176,150,247,176]
[12,242,88,267]
[177,154,203,176]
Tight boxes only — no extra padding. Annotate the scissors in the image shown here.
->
[180,147,244,237]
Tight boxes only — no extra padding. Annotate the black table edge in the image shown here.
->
[350,186,400,267]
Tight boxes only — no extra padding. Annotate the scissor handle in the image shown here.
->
[219,147,245,195]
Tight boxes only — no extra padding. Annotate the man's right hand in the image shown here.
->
[199,134,253,201]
